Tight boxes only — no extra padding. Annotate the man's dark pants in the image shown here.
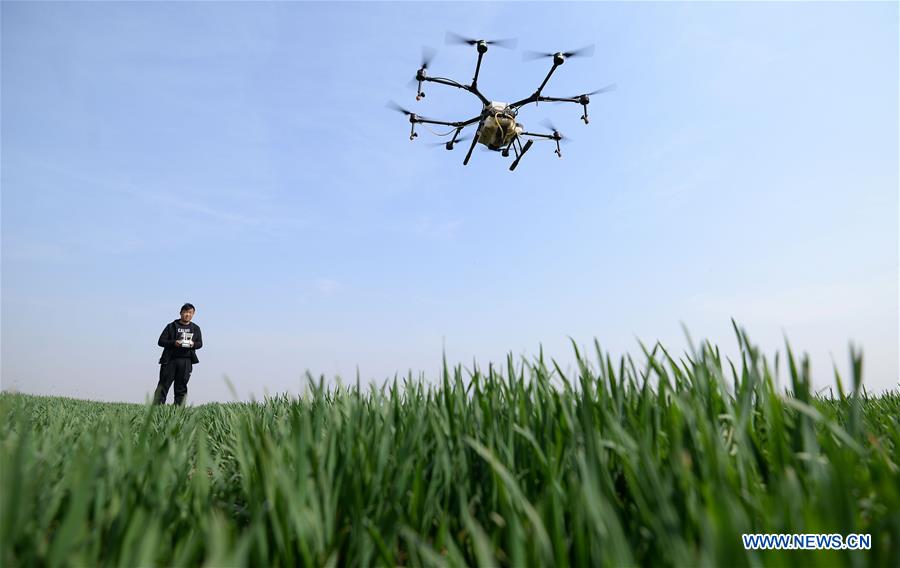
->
[155,358,192,405]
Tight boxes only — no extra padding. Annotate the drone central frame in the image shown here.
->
[400,39,599,171]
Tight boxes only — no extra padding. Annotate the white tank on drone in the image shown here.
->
[488,101,514,114]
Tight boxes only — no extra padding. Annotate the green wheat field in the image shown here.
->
[2,328,898,567]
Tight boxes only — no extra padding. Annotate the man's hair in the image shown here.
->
[180,303,195,313]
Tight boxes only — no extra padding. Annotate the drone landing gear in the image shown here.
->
[462,129,480,165]
[445,127,464,150]
[509,140,533,171]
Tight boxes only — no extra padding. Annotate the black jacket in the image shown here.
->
[158,320,203,365]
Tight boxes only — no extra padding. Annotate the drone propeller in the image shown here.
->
[523,44,595,61]
[428,134,472,148]
[419,45,437,70]
[577,83,617,97]
[538,119,571,158]
[552,83,617,103]
[539,119,571,142]
[388,101,436,139]
[387,100,436,121]
[445,31,518,49]
[407,46,439,99]
[552,84,616,124]
[387,100,417,117]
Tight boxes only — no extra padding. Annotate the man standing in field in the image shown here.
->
[154,303,203,405]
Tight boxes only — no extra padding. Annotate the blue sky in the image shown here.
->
[2,2,897,402]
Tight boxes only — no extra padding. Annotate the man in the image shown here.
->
[154,303,203,405]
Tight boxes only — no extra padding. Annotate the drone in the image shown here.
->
[389,32,615,171]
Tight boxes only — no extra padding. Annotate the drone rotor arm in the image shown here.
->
[420,75,490,106]
[538,96,581,104]
[420,75,465,89]
[414,117,461,127]
[521,131,565,158]
[509,60,565,109]
[519,131,557,140]
[412,114,481,130]
[454,115,484,129]
[512,95,581,110]
[509,94,538,109]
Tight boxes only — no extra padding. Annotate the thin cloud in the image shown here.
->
[2,240,70,263]
[316,278,340,294]
[414,216,463,240]
[13,156,305,238]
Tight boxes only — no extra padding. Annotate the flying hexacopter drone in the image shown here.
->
[389,32,615,171]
